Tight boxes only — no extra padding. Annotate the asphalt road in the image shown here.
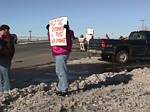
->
[12,41,88,68]
[11,41,150,89]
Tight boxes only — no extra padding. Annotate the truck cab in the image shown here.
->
[128,31,150,56]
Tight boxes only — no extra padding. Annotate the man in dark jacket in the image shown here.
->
[0,25,16,91]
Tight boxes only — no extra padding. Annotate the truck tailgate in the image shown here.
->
[89,39,102,53]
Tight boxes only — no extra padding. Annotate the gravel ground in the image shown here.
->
[0,66,150,112]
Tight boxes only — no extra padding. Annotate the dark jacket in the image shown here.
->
[0,37,15,60]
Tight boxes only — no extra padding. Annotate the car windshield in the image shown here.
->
[129,32,145,40]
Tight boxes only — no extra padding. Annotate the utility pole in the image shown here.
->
[140,19,145,31]
[29,30,32,41]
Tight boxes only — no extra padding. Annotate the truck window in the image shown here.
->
[129,33,145,40]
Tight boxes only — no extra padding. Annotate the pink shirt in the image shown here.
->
[48,30,74,57]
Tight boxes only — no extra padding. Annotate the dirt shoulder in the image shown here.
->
[0,67,150,112]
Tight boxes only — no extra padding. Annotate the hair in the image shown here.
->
[0,26,5,31]
[0,24,10,30]
[80,34,84,38]
[46,24,49,30]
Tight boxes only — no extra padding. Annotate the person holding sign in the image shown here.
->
[86,29,94,50]
[47,17,75,96]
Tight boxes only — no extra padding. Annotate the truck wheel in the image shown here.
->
[116,51,128,63]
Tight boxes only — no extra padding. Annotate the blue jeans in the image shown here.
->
[0,65,10,92]
[55,55,69,92]
[0,58,11,92]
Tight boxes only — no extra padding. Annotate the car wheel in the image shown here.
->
[116,51,128,63]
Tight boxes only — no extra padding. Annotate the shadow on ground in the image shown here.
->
[82,73,133,92]
[11,59,150,89]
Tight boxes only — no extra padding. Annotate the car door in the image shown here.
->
[129,32,147,56]
[146,32,150,55]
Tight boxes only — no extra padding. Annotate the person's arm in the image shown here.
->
[48,32,50,42]
[9,38,15,59]
[11,34,18,44]
[46,24,51,46]
[70,30,75,40]
[0,39,14,59]
[0,47,11,56]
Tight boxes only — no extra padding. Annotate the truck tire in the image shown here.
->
[116,51,128,63]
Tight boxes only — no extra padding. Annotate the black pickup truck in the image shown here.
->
[89,31,150,63]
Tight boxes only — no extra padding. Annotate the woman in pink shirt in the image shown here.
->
[46,22,75,96]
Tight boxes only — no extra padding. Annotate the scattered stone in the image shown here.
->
[0,67,149,112]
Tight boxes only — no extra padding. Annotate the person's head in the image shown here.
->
[0,24,10,36]
[80,34,84,38]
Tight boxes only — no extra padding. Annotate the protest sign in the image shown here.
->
[87,28,94,35]
[49,17,68,46]
[86,28,94,42]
